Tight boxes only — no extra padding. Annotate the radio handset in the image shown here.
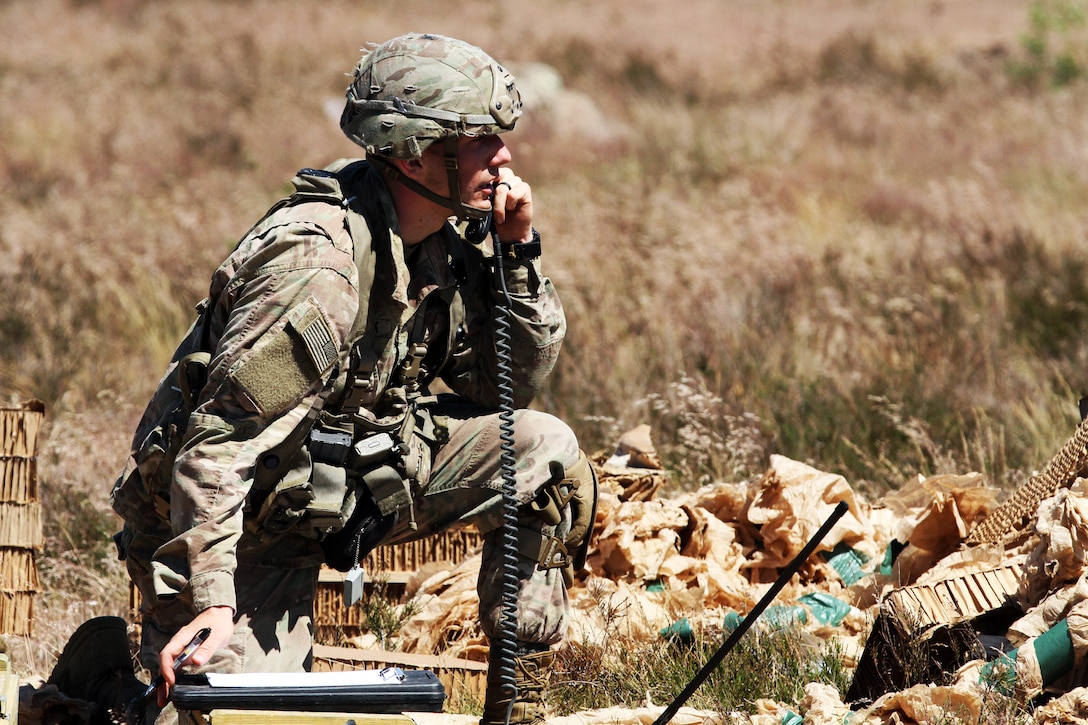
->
[464,212,493,243]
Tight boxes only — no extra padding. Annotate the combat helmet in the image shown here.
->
[340,33,523,220]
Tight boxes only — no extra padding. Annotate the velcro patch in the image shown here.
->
[229,297,340,417]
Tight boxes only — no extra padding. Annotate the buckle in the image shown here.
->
[401,343,427,385]
[536,535,569,570]
[497,229,541,260]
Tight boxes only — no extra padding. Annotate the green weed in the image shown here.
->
[1009,0,1088,87]
[551,617,850,716]
[358,574,420,650]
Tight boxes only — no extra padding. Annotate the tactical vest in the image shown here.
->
[114,159,461,545]
[242,159,465,539]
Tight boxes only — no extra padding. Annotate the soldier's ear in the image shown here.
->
[392,156,426,181]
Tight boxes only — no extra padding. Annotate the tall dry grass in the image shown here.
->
[3,0,1088,695]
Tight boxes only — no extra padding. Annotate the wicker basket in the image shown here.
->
[313,529,482,642]
[0,401,44,636]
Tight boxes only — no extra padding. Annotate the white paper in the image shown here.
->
[204,668,405,688]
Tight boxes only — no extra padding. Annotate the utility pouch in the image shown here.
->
[308,460,351,533]
[306,423,408,570]
[320,467,400,572]
[255,446,316,534]
[305,427,400,533]
[361,464,412,518]
[252,427,356,536]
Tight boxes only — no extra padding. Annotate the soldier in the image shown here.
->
[107,32,596,725]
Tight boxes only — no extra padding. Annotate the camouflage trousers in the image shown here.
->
[389,397,581,644]
[122,399,579,725]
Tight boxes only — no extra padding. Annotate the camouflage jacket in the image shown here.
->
[110,160,566,613]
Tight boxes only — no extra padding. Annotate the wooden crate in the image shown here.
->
[0,502,43,548]
[314,528,482,641]
[882,562,1023,631]
[363,529,482,574]
[130,528,483,637]
[847,563,1024,704]
[0,401,44,459]
[0,457,37,503]
[313,643,486,704]
[0,548,41,591]
[0,593,34,640]
[0,547,41,634]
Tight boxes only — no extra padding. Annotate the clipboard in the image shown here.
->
[172,668,446,714]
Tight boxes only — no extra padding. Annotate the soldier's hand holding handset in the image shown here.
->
[491,169,533,243]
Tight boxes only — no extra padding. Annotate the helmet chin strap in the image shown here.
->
[370,137,490,222]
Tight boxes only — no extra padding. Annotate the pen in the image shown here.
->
[142,627,212,699]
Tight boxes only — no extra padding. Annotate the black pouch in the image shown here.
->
[320,482,396,572]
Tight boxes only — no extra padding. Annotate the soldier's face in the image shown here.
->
[418,134,511,213]
[456,134,512,212]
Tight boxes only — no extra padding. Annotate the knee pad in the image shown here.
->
[518,450,599,586]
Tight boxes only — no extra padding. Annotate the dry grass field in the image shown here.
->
[4,0,1088,710]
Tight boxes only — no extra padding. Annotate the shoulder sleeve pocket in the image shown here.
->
[229,296,341,417]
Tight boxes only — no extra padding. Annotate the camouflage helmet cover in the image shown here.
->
[341,33,523,159]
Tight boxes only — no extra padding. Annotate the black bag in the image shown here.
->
[320,482,396,572]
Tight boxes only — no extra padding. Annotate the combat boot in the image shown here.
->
[480,644,554,725]
[47,615,147,725]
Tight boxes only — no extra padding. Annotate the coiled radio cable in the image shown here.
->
[488,218,520,725]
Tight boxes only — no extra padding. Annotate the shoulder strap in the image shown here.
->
[294,160,390,418]
[287,159,380,348]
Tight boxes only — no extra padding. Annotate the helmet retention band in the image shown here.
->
[369,139,490,222]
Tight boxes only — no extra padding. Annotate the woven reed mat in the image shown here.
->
[966,415,1088,546]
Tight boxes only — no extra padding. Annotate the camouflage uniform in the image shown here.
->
[111,160,580,723]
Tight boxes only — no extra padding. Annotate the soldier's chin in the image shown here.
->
[466,198,492,215]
